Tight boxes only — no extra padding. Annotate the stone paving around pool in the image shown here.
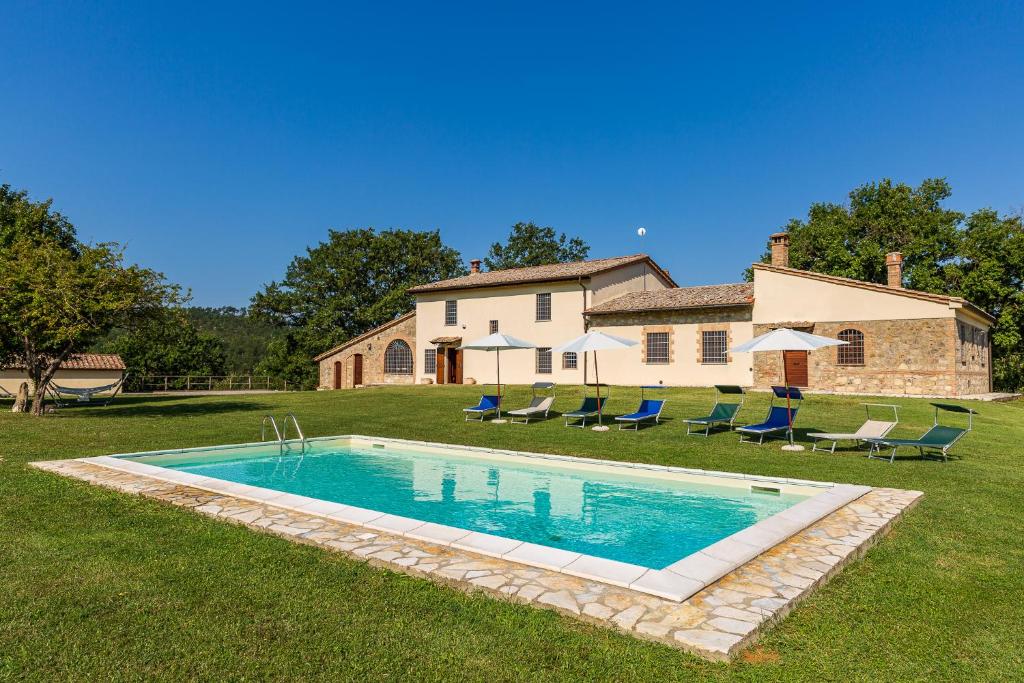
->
[31,458,921,662]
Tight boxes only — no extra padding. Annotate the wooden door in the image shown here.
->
[446,349,457,384]
[333,361,342,389]
[353,354,363,386]
[454,349,463,384]
[436,349,445,384]
[783,350,809,387]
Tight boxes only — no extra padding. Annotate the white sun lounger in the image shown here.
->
[809,404,899,453]
[507,396,555,424]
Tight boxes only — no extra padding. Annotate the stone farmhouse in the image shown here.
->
[317,233,994,397]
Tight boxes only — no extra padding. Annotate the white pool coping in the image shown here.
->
[83,434,871,602]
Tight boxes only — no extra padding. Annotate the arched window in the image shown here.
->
[384,340,413,374]
[837,329,865,366]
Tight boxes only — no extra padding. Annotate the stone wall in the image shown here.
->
[955,319,992,395]
[317,314,417,389]
[752,318,983,396]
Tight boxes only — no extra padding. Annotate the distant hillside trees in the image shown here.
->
[186,306,282,373]
[753,178,1024,391]
[484,221,590,271]
[251,228,465,388]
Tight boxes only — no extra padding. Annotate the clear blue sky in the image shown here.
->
[2,1,1021,306]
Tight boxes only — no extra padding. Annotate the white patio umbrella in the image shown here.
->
[731,328,847,450]
[552,331,638,431]
[459,333,536,423]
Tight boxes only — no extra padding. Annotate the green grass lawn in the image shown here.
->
[2,386,1023,681]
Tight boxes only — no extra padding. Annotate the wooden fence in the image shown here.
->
[133,375,291,392]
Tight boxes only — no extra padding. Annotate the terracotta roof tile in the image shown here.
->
[58,354,127,370]
[407,254,676,293]
[585,284,754,315]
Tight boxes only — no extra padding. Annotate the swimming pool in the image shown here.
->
[93,435,870,601]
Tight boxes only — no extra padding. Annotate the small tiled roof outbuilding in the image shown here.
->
[407,254,677,294]
[586,283,754,315]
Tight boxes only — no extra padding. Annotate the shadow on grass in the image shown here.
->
[63,397,274,419]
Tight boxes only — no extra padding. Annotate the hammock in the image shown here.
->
[47,373,128,407]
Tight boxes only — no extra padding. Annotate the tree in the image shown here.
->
[754,178,963,290]
[0,183,77,250]
[251,228,464,388]
[753,178,1024,390]
[484,222,590,271]
[0,184,80,366]
[0,235,181,415]
[96,311,228,387]
[945,208,1024,391]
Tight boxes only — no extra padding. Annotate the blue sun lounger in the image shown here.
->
[737,386,802,445]
[563,396,607,428]
[464,395,501,421]
[615,399,666,430]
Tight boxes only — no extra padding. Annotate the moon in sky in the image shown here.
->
[637,227,647,237]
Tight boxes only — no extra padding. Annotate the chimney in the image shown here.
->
[769,232,790,268]
[469,259,481,274]
[886,252,903,288]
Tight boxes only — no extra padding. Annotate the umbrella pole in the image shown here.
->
[783,350,793,445]
[496,348,501,419]
[594,351,601,425]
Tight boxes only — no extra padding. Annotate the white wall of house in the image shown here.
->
[588,261,672,305]
[415,263,718,387]
[416,281,589,385]
[585,319,755,386]
[752,268,953,323]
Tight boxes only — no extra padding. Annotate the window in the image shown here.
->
[489,320,499,334]
[536,347,552,374]
[444,300,457,326]
[646,332,670,364]
[424,347,436,375]
[836,329,865,366]
[536,293,551,321]
[384,340,413,374]
[701,330,728,364]
[562,352,577,369]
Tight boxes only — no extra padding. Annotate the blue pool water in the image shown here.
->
[151,442,808,569]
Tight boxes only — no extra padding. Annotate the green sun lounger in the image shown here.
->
[563,396,607,428]
[683,385,745,436]
[865,403,976,463]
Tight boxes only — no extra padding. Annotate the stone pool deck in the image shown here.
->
[32,458,921,661]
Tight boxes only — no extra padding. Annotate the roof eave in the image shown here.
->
[408,273,597,295]
[585,301,753,315]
